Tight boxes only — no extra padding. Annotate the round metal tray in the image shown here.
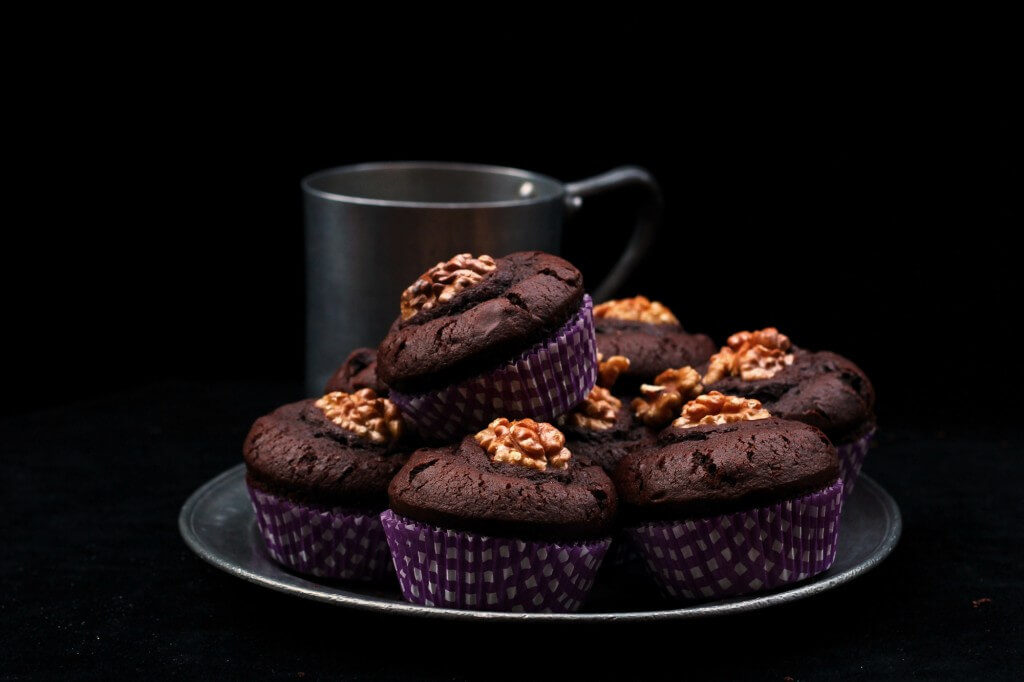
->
[179,464,901,621]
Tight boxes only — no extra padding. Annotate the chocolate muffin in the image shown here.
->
[701,327,875,496]
[378,251,598,439]
[243,389,409,581]
[705,341,875,444]
[558,390,654,473]
[388,428,616,540]
[324,347,387,395]
[558,355,655,473]
[244,394,406,509]
[614,393,844,600]
[615,416,838,521]
[380,418,616,612]
[593,296,715,390]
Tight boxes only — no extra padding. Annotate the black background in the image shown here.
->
[9,70,1020,424]
[4,31,1023,680]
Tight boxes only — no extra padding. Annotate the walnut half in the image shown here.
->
[593,296,679,325]
[400,253,496,320]
[631,366,704,427]
[704,327,795,384]
[562,386,622,431]
[315,389,404,445]
[597,354,630,388]
[475,417,571,471]
[672,391,771,429]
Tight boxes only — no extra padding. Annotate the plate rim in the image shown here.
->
[179,463,902,622]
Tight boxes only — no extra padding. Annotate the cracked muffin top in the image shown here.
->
[376,251,585,394]
[613,417,838,521]
[243,397,411,509]
[706,350,875,444]
[388,433,618,541]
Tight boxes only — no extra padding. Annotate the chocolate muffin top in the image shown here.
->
[593,297,714,388]
[243,396,409,509]
[708,350,875,443]
[388,429,617,541]
[377,251,585,393]
[614,417,838,521]
[324,347,387,395]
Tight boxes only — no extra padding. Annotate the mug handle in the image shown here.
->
[563,166,662,302]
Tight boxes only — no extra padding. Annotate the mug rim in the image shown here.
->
[301,161,565,208]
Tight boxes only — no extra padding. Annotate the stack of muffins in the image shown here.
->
[243,251,876,612]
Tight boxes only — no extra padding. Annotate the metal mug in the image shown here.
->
[302,161,661,394]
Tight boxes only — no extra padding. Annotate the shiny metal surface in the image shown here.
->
[180,465,901,622]
[302,162,659,394]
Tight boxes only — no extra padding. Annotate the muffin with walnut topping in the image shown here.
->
[614,392,843,601]
[593,296,715,391]
[558,354,656,474]
[243,389,410,582]
[377,251,598,440]
[701,327,876,497]
[381,417,616,613]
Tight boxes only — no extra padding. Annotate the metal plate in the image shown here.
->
[179,464,901,621]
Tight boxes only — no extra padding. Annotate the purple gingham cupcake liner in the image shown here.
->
[627,478,844,601]
[836,428,875,500]
[380,510,611,613]
[247,484,393,583]
[389,295,598,440]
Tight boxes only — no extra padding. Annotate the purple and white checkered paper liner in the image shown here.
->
[389,295,598,440]
[836,429,875,500]
[628,478,844,601]
[380,510,610,613]
[247,484,393,583]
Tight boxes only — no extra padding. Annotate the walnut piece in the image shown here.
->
[315,388,403,445]
[597,354,630,388]
[672,391,771,429]
[475,417,571,471]
[651,366,704,397]
[738,345,793,381]
[632,388,683,428]
[630,366,704,427]
[400,253,496,320]
[593,296,679,325]
[704,327,795,384]
[727,327,791,353]
[563,386,622,431]
[702,350,736,386]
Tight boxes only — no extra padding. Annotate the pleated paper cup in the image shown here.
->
[627,478,843,601]
[247,484,393,583]
[380,510,610,613]
[836,429,876,500]
[389,295,598,440]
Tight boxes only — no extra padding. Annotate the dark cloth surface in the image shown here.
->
[2,381,1021,680]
